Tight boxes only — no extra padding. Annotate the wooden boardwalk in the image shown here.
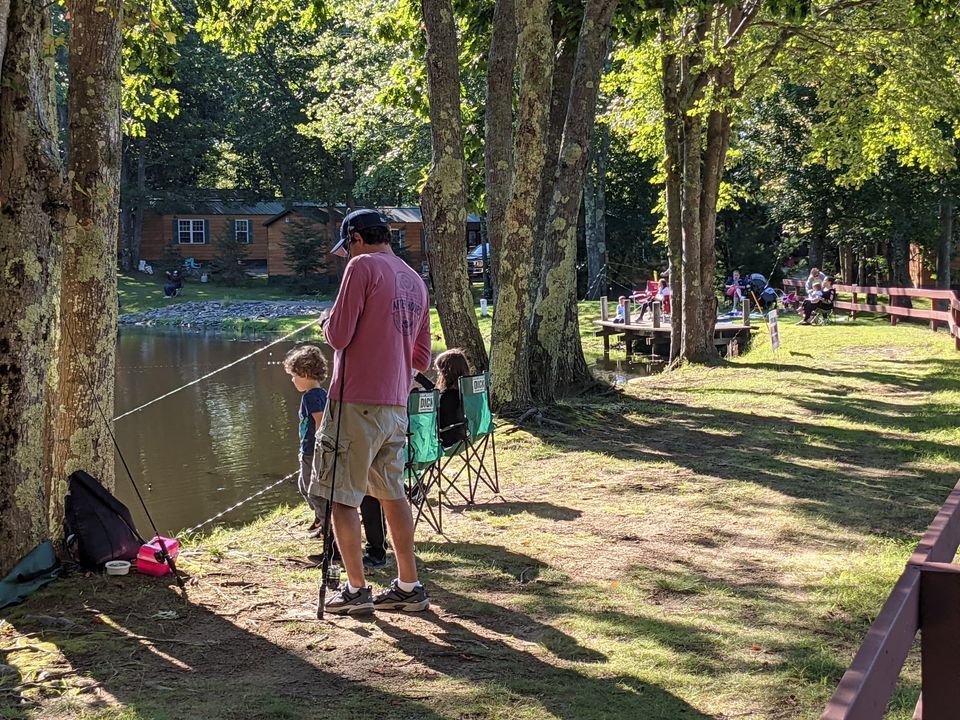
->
[593,313,757,360]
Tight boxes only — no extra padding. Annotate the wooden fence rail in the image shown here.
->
[781,279,960,351]
[822,479,960,719]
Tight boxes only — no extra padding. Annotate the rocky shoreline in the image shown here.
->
[119,300,331,327]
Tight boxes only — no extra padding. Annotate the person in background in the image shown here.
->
[724,270,745,310]
[163,269,183,298]
[614,296,628,323]
[799,277,836,324]
[416,349,470,449]
[637,278,670,322]
[805,267,827,294]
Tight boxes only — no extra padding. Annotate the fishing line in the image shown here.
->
[180,470,299,537]
[113,316,324,422]
[61,322,184,590]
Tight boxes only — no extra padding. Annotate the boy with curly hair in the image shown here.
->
[283,345,329,537]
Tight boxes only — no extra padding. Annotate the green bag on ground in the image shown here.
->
[0,541,60,610]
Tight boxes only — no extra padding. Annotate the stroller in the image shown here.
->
[745,274,779,313]
[777,289,801,313]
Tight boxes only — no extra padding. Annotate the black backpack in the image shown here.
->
[64,470,143,568]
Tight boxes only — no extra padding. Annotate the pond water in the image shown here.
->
[113,328,333,536]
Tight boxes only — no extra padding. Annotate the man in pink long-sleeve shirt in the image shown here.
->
[311,209,432,615]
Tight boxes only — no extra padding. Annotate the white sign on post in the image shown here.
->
[768,309,781,350]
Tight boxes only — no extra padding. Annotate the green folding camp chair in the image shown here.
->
[438,372,500,505]
[405,389,444,533]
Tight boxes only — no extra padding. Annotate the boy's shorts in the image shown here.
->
[299,454,328,519]
[307,401,407,509]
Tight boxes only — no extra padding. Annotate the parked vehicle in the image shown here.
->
[467,243,490,279]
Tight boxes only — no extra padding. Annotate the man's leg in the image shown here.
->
[332,502,365,590]
[380,497,417,584]
[360,496,387,563]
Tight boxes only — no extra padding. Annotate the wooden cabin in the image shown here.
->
[140,201,485,280]
[140,200,286,267]
[909,243,960,289]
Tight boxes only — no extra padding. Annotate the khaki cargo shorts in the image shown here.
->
[307,401,408,508]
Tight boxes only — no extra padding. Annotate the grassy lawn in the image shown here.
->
[118,273,330,314]
[4,313,959,719]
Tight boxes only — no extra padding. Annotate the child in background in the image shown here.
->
[416,349,470,448]
[614,296,628,323]
[435,349,471,448]
[283,345,328,538]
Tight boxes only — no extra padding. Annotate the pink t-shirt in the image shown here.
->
[324,252,432,407]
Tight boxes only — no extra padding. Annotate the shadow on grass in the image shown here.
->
[371,543,718,720]
[0,577,444,720]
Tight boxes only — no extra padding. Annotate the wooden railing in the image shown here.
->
[782,279,960,351]
[822,479,960,719]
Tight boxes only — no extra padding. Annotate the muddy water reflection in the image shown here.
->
[592,357,663,386]
[114,328,332,535]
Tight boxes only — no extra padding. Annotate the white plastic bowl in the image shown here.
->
[105,560,131,576]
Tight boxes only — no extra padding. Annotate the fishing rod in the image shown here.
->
[62,322,185,592]
[317,326,346,620]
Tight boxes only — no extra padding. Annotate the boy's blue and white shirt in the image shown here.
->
[298,387,328,456]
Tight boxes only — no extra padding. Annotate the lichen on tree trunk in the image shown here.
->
[420,0,487,373]
[483,0,516,299]
[529,0,618,402]
[489,0,552,412]
[47,0,124,536]
[0,0,67,575]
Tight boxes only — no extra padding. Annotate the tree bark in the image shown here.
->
[663,47,684,362]
[419,0,487,371]
[484,0,516,300]
[47,0,124,536]
[584,121,610,300]
[529,0,618,402]
[937,197,953,289]
[489,0,552,412]
[0,0,67,575]
[530,29,576,304]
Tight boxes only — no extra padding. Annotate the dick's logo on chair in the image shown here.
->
[418,394,435,413]
[472,376,485,394]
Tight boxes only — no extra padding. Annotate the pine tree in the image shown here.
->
[210,218,250,285]
[281,218,327,290]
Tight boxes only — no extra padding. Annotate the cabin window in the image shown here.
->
[235,219,251,244]
[178,219,206,244]
[391,228,407,249]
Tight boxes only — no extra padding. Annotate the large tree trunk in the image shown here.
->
[47,0,124,536]
[489,0,552,412]
[530,30,576,304]
[0,0,67,574]
[484,0,516,299]
[419,0,487,371]
[529,0,618,402]
[936,197,954,313]
[584,121,610,300]
[662,48,684,362]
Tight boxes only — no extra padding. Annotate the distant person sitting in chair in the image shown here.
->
[724,270,745,310]
[163,269,183,298]
[798,278,835,324]
[636,279,669,322]
[414,349,470,449]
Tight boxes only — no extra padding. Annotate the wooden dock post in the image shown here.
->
[600,296,609,320]
[742,298,751,327]
[624,303,631,326]
[652,302,661,329]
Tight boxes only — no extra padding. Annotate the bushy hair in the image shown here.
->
[435,348,471,392]
[358,225,391,245]
[283,345,327,381]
